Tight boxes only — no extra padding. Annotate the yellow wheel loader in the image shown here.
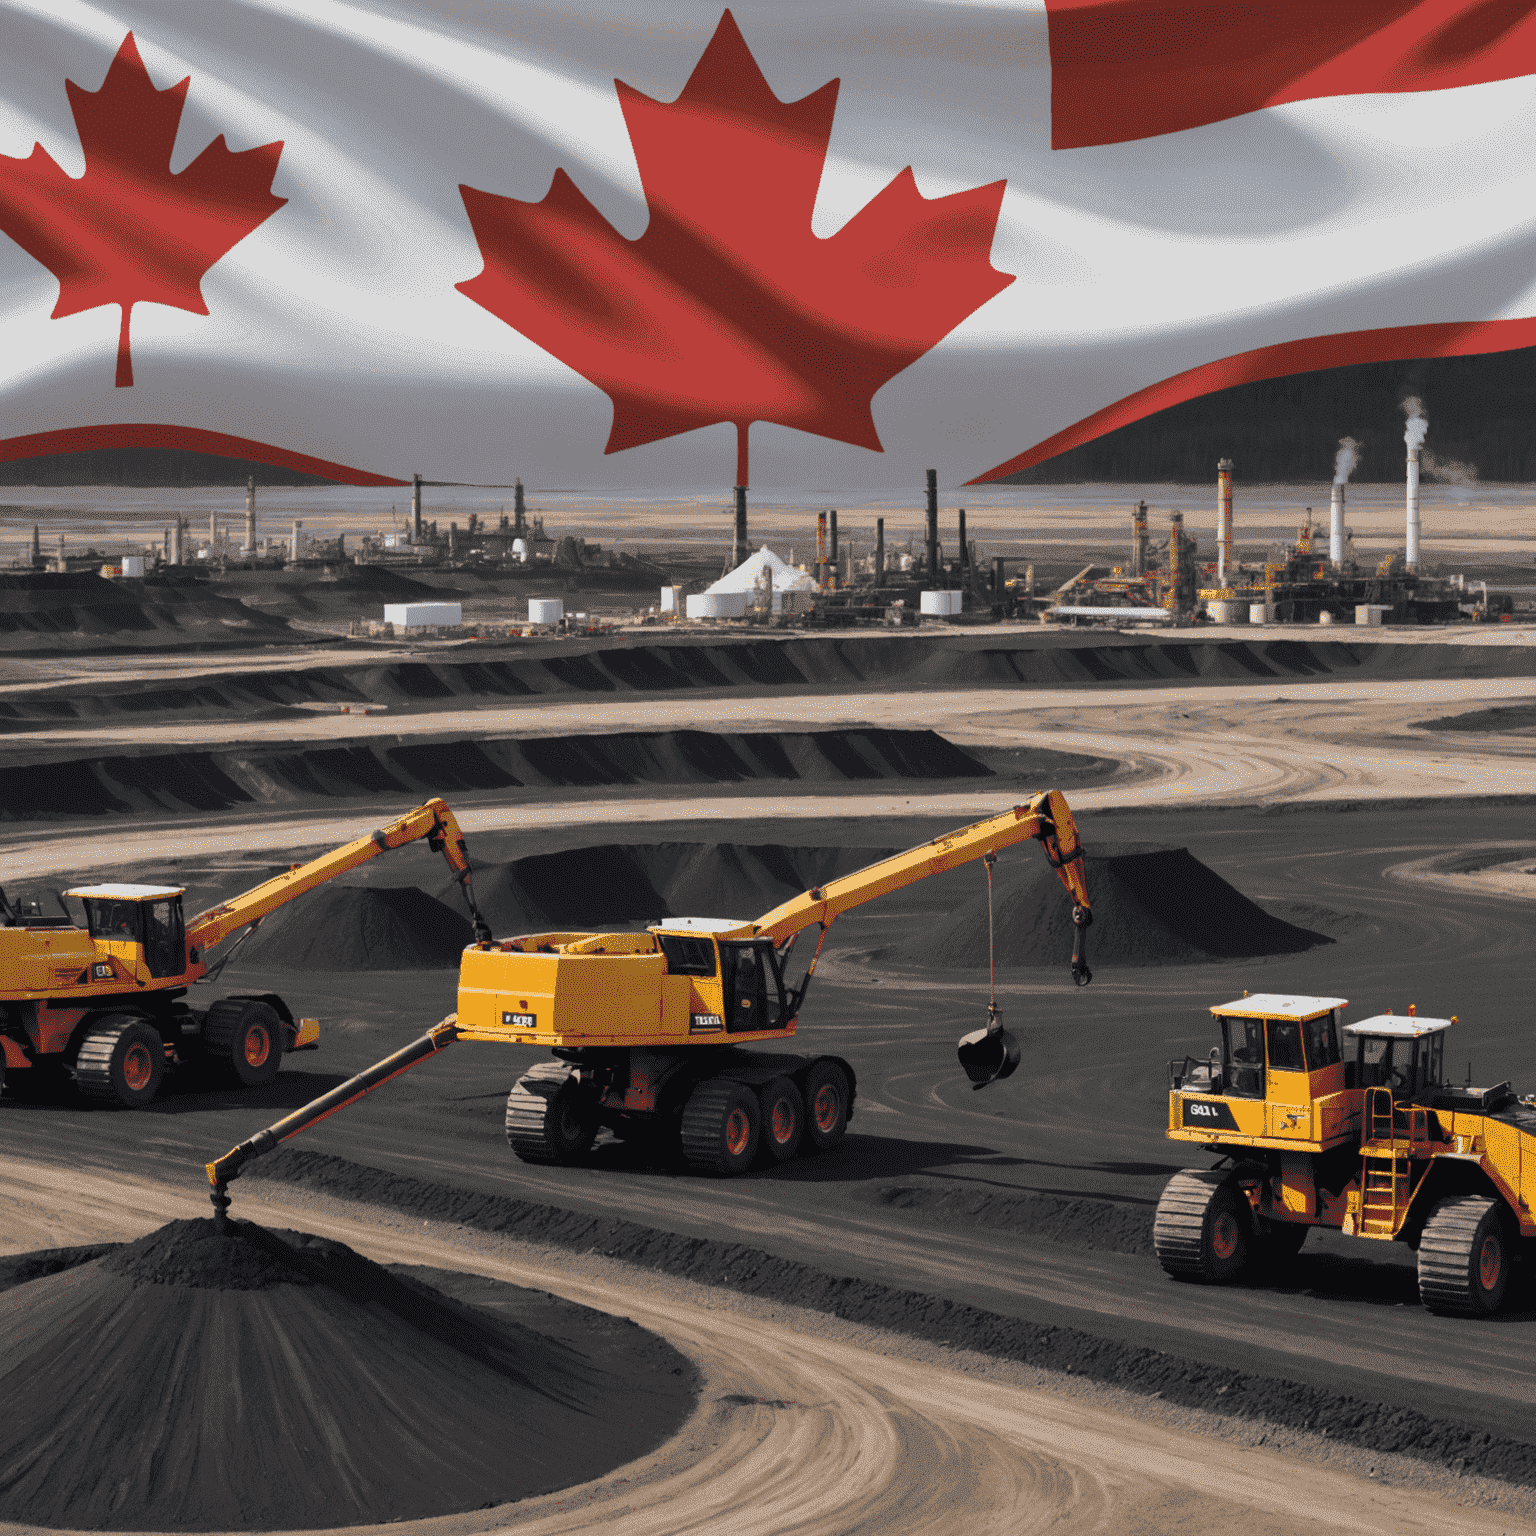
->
[205,791,1093,1208]
[0,799,488,1107]
[1158,993,1536,1315]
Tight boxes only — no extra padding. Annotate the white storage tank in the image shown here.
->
[120,555,145,577]
[685,591,749,619]
[384,602,462,627]
[919,590,963,617]
[528,598,564,625]
[1248,602,1274,625]
[1355,604,1389,626]
[1205,599,1242,624]
[659,586,679,612]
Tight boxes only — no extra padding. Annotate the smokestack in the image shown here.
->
[994,556,1006,604]
[55,533,66,573]
[209,512,217,554]
[1402,398,1427,573]
[957,508,967,581]
[1216,460,1233,586]
[1406,450,1420,570]
[1131,500,1147,578]
[829,509,838,567]
[1169,511,1183,599]
[171,520,182,566]
[290,520,302,563]
[244,475,256,553]
[30,524,40,566]
[513,478,526,538]
[875,517,884,584]
[925,468,938,582]
[1329,483,1345,568]
[733,485,747,567]
[162,526,171,564]
[411,474,423,542]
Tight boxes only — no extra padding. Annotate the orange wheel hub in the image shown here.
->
[1479,1234,1502,1291]
[812,1084,838,1132]
[122,1043,153,1093]
[1211,1210,1239,1261]
[244,1025,270,1068]
[771,1099,795,1144]
[724,1106,750,1157]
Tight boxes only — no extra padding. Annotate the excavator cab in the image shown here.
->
[67,884,187,980]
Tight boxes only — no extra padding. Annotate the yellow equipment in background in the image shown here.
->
[1158,994,1536,1315]
[206,791,1091,1208]
[0,798,488,1107]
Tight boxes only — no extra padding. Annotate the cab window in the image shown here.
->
[83,899,141,943]
[719,941,788,1032]
[1303,1012,1341,1070]
[658,934,717,977]
[1223,1017,1265,1098]
[143,898,184,979]
[1266,1018,1306,1073]
[1358,1036,1419,1095]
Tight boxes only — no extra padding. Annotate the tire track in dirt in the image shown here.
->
[0,1155,1526,1536]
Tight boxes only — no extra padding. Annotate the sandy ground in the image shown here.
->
[5,670,1536,885]
[3,1154,1528,1536]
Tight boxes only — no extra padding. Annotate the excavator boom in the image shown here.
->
[187,798,486,954]
[749,790,1088,945]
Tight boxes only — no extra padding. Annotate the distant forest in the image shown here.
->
[1002,347,1536,484]
[0,447,333,487]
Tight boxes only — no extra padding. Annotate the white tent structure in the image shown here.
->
[685,546,820,617]
[707,546,820,596]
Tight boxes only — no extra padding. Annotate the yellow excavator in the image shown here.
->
[204,791,1092,1213]
[0,798,488,1108]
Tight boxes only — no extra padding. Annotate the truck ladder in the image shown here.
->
[1358,1087,1414,1237]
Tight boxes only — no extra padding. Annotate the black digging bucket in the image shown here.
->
[957,1012,1020,1089]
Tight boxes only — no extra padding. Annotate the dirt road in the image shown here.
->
[3,1155,1524,1536]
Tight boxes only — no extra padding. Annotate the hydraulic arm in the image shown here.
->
[188,797,490,957]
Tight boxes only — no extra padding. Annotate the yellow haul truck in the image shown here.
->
[204,793,1093,1208]
[0,798,487,1107]
[1157,992,1535,1315]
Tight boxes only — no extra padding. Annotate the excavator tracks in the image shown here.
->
[505,1062,597,1165]
[1153,1169,1252,1282]
[1417,1195,1511,1316]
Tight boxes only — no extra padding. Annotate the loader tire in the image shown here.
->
[756,1076,804,1166]
[681,1079,760,1176]
[75,1016,164,1108]
[1153,1170,1251,1283]
[1418,1195,1512,1316]
[505,1063,597,1165]
[203,999,283,1088]
[800,1061,850,1153]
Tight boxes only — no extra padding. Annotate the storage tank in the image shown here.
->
[528,599,564,625]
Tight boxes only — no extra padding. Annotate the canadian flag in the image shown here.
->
[0,1,1532,489]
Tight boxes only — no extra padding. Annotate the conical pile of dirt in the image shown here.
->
[883,842,1331,970]
[0,1218,695,1531]
[229,884,472,971]
[456,842,901,934]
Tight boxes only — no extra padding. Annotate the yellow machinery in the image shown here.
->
[205,792,1091,1207]
[0,798,487,1108]
[1158,993,1536,1315]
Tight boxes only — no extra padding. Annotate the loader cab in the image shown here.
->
[650,918,794,1035]
[1343,1014,1450,1101]
[1198,994,1349,1101]
[65,884,187,980]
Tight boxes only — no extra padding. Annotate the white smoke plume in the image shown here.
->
[1423,448,1479,502]
[1333,436,1359,485]
[1402,395,1429,451]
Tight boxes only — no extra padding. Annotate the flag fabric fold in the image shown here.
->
[0,0,1531,490]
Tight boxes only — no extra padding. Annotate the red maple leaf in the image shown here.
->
[0,33,286,387]
[457,10,1013,484]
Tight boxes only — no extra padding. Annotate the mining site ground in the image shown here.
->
[6,624,1536,1533]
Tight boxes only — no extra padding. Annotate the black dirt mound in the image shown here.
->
[0,1217,698,1531]
[459,842,898,934]
[884,842,1331,970]
[0,1243,120,1294]
[1419,702,1536,735]
[229,884,473,972]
